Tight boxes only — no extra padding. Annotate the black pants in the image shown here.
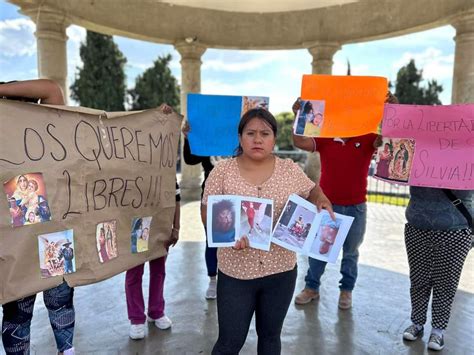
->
[212,267,297,355]
[405,224,471,329]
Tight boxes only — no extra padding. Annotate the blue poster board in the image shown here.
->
[187,94,269,156]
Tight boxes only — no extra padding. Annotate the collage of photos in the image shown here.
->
[38,229,75,278]
[3,172,52,227]
[293,100,326,136]
[207,195,273,251]
[375,137,416,183]
[241,96,269,115]
[272,194,354,263]
[131,216,152,253]
[96,220,119,263]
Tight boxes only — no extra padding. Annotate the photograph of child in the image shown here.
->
[3,172,52,227]
[240,198,273,251]
[241,96,269,115]
[273,198,317,253]
[38,229,75,278]
[308,211,353,264]
[207,196,238,247]
[293,100,325,136]
[375,138,416,183]
[130,216,152,253]
[96,220,118,263]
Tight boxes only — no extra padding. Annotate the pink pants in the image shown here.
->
[125,256,166,325]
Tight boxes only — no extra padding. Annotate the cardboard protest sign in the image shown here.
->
[301,75,387,137]
[380,104,473,190]
[0,100,181,304]
[187,94,269,156]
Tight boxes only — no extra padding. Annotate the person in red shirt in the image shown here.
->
[292,92,397,309]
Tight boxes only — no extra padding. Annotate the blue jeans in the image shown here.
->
[304,203,367,292]
[2,281,75,354]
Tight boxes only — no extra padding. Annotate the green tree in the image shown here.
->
[393,59,443,105]
[275,112,294,150]
[129,54,180,110]
[70,30,127,111]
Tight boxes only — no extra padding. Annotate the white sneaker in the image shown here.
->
[154,315,172,330]
[205,279,217,299]
[129,324,145,340]
[61,348,75,355]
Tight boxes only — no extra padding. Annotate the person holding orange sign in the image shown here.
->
[292,92,398,310]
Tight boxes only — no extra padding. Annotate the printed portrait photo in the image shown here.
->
[131,216,152,253]
[96,220,118,263]
[3,172,52,228]
[293,100,326,137]
[240,198,273,251]
[207,196,238,247]
[38,229,75,278]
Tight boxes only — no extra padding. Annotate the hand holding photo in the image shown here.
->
[293,100,325,137]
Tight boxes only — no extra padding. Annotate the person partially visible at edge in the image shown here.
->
[291,91,398,310]
[182,121,219,299]
[125,104,181,341]
[201,108,334,355]
[0,79,75,355]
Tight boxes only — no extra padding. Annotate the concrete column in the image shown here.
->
[175,41,207,201]
[23,6,69,101]
[451,11,474,104]
[305,42,341,183]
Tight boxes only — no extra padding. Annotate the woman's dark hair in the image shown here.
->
[212,199,235,231]
[235,108,277,156]
[303,101,313,114]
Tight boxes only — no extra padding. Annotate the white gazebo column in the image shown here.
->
[175,41,207,201]
[451,11,474,104]
[305,42,341,183]
[23,6,69,101]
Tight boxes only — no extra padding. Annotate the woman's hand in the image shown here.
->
[309,186,336,220]
[182,120,190,138]
[159,103,173,114]
[165,228,179,249]
[385,91,399,104]
[233,235,250,250]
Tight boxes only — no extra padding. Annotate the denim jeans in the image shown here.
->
[2,281,75,354]
[304,203,367,292]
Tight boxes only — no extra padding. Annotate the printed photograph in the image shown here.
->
[293,100,326,136]
[131,216,152,253]
[308,211,354,264]
[3,172,52,227]
[240,198,273,251]
[96,220,118,263]
[207,196,239,247]
[273,200,317,252]
[375,138,416,183]
[241,96,270,115]
[38,229,75,278]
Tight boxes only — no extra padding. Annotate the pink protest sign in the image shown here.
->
[380,104,473,190]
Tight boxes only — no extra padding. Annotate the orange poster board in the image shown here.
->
[301,75,388,137]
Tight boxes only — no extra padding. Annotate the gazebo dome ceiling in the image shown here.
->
[10,0,473,49]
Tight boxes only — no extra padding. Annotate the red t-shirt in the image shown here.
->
[314,134,377,206]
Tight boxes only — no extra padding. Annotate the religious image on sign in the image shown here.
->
[38,229,75,278]
[96,220,118,263]
[131,216,152,253]
[375,137,416,183]
[293,100,326,137]
[3,172,52,228]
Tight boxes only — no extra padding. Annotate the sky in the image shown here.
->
[0,1,456,113]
